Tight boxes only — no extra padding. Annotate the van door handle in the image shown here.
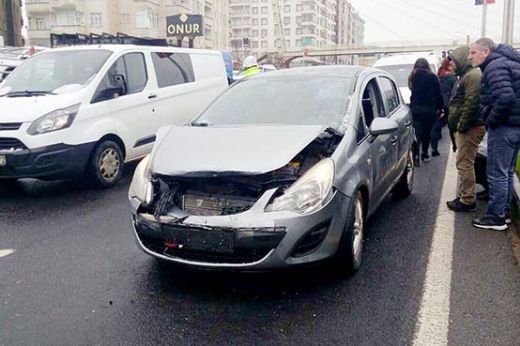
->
[391,135,398,145]
[404,120,412,127]
[148,94,157,99]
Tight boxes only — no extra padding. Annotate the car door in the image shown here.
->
[92,52,158,160]
[377,75,413,180]
[360,76,399,205]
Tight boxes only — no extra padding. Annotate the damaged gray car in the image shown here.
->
[128,66,415,274]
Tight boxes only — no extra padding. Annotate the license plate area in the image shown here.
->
[164,226,235,254]
[0,155,5,166]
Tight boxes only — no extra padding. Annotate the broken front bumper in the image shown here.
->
[130,189,351,270]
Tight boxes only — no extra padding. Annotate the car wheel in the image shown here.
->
[86,140,124,189]
[392,150,414,199]
[334,191,364,275]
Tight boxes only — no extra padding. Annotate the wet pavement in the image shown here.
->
[1,139,519,346]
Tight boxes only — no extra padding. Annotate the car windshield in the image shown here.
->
[195,76,353,129]
[377,63,436,88]
[1,49,112,94]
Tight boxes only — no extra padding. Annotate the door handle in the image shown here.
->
[148,94,157,99]
[404,120,412,127]
[391,135,398,144]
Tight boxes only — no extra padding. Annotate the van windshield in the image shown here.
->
[1,49,112,95]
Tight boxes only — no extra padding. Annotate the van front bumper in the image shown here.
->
[0,142,96,180]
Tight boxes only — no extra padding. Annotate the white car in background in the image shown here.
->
[373,52,441,104]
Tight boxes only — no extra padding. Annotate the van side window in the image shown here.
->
[151,52,195,88]
[378,77,400,114]
[92,52,147,103]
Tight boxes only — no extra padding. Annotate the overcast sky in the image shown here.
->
[349,0,519,45]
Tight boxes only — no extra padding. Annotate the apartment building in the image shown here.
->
[25,0,229,50]
[230,0,364,63]
[0,0,23,46]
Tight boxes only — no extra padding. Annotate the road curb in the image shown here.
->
[510,175,520,267]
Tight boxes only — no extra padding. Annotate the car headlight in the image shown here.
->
[129,155,153,206]
[266,158,334,214]
[27,104,80,135]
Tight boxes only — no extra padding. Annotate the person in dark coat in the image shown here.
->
[431,58,457,156]
[470,38,520,231]
[408,58,444,163]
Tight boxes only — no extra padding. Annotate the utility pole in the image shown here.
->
[502,0,516,44]
[481,2,487,37]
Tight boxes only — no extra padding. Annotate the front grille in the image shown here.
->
[182,193,255,216]
[140,234,270,264]
[0,123,22,131]
[0,138,26,150]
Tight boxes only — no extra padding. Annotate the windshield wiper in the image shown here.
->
[2,90,57,97]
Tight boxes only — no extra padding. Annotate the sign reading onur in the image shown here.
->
[166,14,203,37]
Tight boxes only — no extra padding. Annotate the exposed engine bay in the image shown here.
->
[140,129,342,218]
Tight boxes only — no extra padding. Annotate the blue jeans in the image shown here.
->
[486,126,520,217]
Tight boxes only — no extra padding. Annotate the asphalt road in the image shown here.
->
[1,139,519,346]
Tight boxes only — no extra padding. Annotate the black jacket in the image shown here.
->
[409,68,443,110]
[439,74,456,109]
[480,44,520,128]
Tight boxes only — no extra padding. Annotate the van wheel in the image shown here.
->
[392,150,414,199]
[333,191,364,276]
[87,140,123,189]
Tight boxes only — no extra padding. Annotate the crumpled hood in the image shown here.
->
[0,93,84,122]
[151,125,327,176]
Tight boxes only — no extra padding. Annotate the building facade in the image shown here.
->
[1,0,23,46]
[229,0,364,65]
[25,0,229,50]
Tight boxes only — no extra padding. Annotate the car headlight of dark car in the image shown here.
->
[266,158,334,214]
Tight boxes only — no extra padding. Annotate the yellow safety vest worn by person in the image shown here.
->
[243,65,261,77]
[242,55,261,77]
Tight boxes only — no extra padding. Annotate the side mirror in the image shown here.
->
[91,74,127,103]
[369,117,399,137]
[112,73,127,95]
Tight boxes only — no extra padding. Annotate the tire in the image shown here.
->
[86,140,124,189]
[333,191,364,276]
[392,150,414,199]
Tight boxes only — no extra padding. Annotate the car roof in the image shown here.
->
[374,52,440,66]
[247,65,369,79]
[45,44,221,56]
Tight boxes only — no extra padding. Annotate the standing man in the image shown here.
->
[242,56,262,78]
[446,46,486,212]
[470,38,520,231]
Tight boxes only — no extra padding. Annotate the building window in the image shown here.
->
[296,4,302,11]
[252,41,259,48]
[252,18,259,25]
[30,18,47,30]
[261,7,268,14]
[252,7,258,14]
[261,18,268,25]
[261,41,267,48]
[90,12,102,27]
[284,28,290,36]
[296,27,302,35]
[283,17,290,25]
[283,5,290,12]
[261,29,267,38]
[285,40,290,47]
[295,39,302,47]
[252,30,258,37]
[136,8,158,29]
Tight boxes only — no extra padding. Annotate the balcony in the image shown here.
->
[25,0,50,14]
[50,0,84,10]
[50,25,88,35]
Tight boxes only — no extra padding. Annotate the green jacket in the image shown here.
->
[448,46,484,133]
[243,65,261,77]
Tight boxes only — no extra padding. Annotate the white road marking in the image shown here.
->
[413,150,457,346]
[0,249,15,258]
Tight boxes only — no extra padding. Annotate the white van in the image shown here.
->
[373,52,441,104]
[0,45,228,187]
